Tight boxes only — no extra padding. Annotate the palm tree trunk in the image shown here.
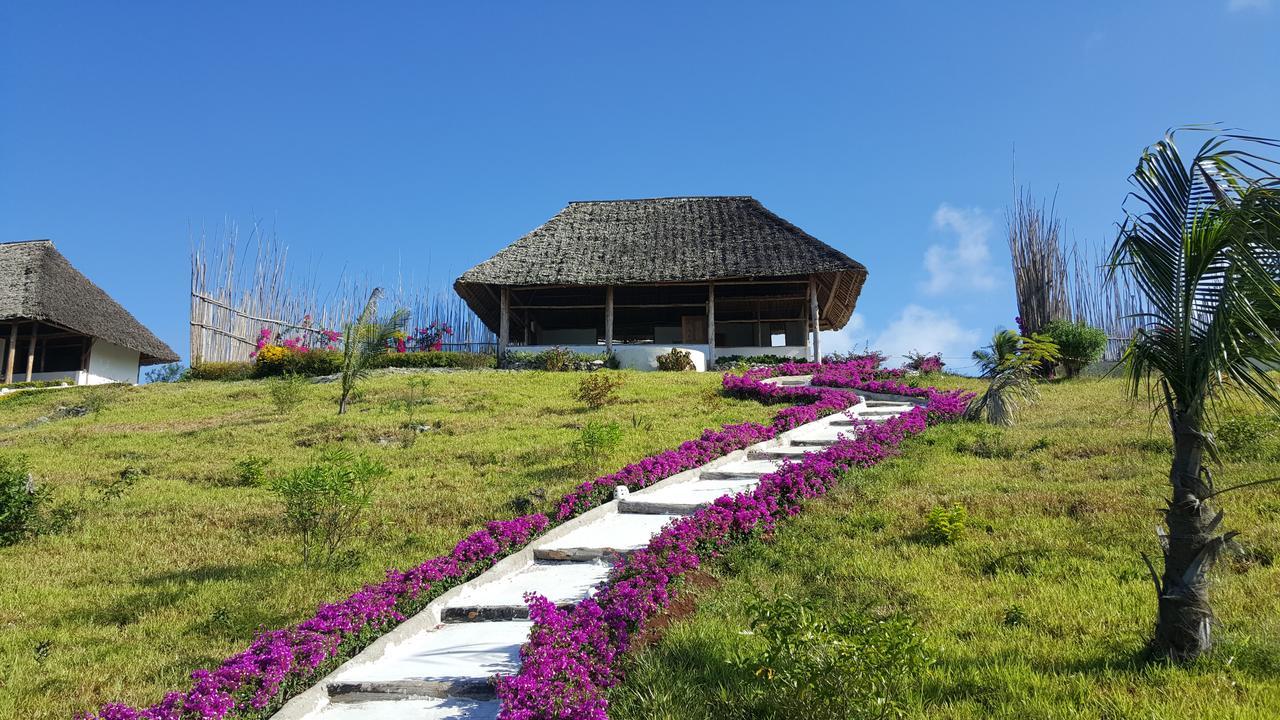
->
[1154,412,1218,661]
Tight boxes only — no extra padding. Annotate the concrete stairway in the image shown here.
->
[283,387,917,720]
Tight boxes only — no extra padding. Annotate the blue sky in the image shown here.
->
[3,1,1278,370]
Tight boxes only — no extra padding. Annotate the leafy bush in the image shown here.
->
[574,420,623,472]
[0,379,73,391]
[367,351,496,370]
[576,372,624,410]
[656,348,695,371]
[823,350,887,368]
[144,364,184,383]
[1041,320,1107,378]
[541,346,575,372]
[254,348,343,378]
[185,362,256,381]
[268,374,308,414]
[715,354,795,366]
[231,456,272,487]
[731,594,928,720]
[1216,415,1277,460]
[270,450,387,564]
[80,385,128,415]
[923,504,967,545]
[0,456,38,546]
[904,351,945,374]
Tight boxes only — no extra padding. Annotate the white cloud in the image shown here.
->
[871,304,981,368]
[1228,0,1270,12]
[819,312,866,355]
[922,204,999,295]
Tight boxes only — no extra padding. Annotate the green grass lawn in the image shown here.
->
[608,377,1280,720]
[0,369,774,720]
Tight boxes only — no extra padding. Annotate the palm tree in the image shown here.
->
[1110,127,1280,662]
[966,329,1059,426]
[337,289,408,415]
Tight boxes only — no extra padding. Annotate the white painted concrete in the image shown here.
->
[533,512,678,561]
[619,477,759,514]
[331,621,530,687]
[445,561,610,611]
[85,339,140,385]
[699,458,783,480]
[316,698,498,720]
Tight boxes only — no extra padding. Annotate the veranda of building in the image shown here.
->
[454,196,867,370]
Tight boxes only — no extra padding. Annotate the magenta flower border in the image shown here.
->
[495,364,972,720]
[82,359,966,720]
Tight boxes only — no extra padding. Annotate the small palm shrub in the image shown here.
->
[731,594,928,720]
[967,330,1060,426]
[270,450,387,565]
[0,456,38,546]
[923,504,967,545]
[575,373,624,410]
[268,373,307,414]
[1041,320,1107,378]
[655,348,695,371]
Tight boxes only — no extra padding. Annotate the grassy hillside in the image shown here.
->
[0,370,774,720]
[609,377,1280,720]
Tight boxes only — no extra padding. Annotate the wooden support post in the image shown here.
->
[498,287,510,365]
[4,323,16,384]
[604,286,614,357]
[25,323,37,382]
[707,282,716,365]
[809,277,821,363]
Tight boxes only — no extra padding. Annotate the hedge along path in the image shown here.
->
[275,376,939,720]
[83,360,961,720]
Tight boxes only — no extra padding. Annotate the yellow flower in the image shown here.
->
[256,345,291,364]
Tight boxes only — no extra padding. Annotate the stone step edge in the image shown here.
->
[327,678,495,703]
[443,602,576,623]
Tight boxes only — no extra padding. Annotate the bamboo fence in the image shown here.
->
[189,221,495,364]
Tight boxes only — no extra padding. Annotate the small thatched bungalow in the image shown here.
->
[0,240,179,385]
[455,196,866,369]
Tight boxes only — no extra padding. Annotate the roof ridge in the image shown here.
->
[566,195,756,205]
[1,238,54,246]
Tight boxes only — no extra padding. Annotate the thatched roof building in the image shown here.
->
[455,197,866,366]
[0,240,178,385]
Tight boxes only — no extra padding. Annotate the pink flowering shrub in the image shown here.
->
[80,361,970,720]
[412,322,454,352]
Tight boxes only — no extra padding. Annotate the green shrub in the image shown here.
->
[0,456,39,546]
[185,362,256,381]
[731,594,928,720]
[268,373,308,414]
[0,379,73,391]
[575,372,624,410]
[143,364,184,383]
[1216,415,1276,460]
[923,504,967,545]
[541,346,575,372]
[656,348,695,371]
[715,354,795,366]
[1041,320,1107,378]
[367,351,496,370]
[254,349,342,378]
[575,420,623,472]
[270,450,387,565]
[231,456,272,487]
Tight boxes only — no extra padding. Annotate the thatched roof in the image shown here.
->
[0,240,179,364]
[455,196,867,332]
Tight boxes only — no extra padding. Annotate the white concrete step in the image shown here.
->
[748,445,819,461]
[327,621,529,702]
[786,425,857,447]
[443,561,610,622]
[532,512,677,561]
[761,374,812,386]
[618,477,758,515]
[315,697,498,720]
[699,458,781,481]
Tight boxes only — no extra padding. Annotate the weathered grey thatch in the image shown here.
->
[455,196,867,332]
[0,240,179,364]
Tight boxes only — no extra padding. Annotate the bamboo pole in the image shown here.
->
[5,323,16,384]
[809,277,820,362]
[706,282,716,364]
[25,323,37,381]
[604,286,614,356]
[499,286,510,363]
